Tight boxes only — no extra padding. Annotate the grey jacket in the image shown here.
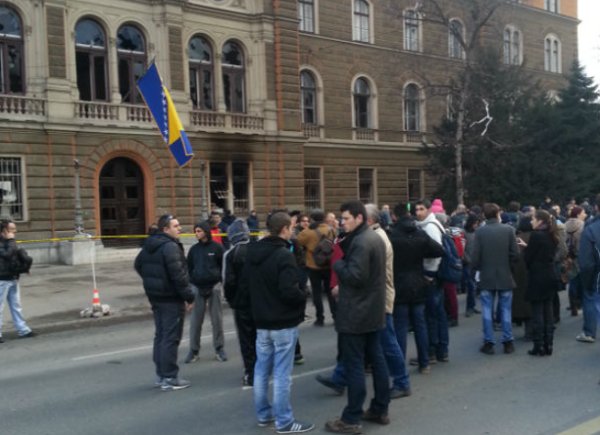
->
[472,219,519,290]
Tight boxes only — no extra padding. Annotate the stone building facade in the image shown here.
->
[0,0,578,253]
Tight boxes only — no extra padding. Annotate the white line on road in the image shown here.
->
[71,330,237,361]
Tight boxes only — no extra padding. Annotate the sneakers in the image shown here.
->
[362,409,390,425]
[216,349,228,362]
[257,417,275,428]
[418,366,431,375]
[184,351,199,364]
[294,354,305,365]
[576,333,595,343]
[242,374,253,389]
[160,377,191,391]
[410,357,436,366]
[315,374,345,395]
[18,331,36,338]
[389,387,411,399]
[154,376,164,388]
[480,342,495,355]
[503,341,515,354]
[276,420,315,433]
[324,419,363,434]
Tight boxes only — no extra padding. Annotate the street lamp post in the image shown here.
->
[74,159,85,238]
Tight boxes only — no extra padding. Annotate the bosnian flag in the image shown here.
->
[137,63,194,167]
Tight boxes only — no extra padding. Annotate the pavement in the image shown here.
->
[1,258,154,338]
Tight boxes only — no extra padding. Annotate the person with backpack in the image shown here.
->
[472,203,520,356]
[297,209,336,326]
[565,206,586,320]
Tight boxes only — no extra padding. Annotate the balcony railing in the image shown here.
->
[75,101,118,120]
[354,128,377,141]
[302,123,321,138]
[124,104,153,123]
[190,110,226,128]
[0,95,45,117]
[405,131,426,143]
[231,113,264,130]
[190,110,264,131]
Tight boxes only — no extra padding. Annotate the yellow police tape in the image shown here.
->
[16,232,266,244]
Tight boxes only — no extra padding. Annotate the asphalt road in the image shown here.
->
[2,294,600,435]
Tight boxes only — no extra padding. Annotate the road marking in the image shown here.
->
[557,416,600,435]
[72,330,237,361]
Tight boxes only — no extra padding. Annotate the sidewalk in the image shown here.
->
[2,259,152,337]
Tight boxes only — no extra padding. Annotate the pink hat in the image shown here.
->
[431,198,445,214]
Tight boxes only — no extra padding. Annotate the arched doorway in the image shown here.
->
[99,157,145,245]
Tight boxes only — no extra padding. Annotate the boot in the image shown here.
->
[543,343,553,356]
[528,343,546,356]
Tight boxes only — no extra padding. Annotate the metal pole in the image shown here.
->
[74,159,85,237]
[200,160,208,221]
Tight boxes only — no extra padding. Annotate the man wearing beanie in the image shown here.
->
[185,220,227,363]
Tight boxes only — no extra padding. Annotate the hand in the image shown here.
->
[185,302,194,312]
[516,237,527,248]
[331,285,339,299]
[3,231,15,239]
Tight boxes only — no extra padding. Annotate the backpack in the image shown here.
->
[312,230,334,268]
[428,223,463,284]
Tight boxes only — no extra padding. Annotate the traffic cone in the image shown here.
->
[92,288,101,308]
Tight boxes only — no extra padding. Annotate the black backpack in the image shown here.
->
[312,230,333,268]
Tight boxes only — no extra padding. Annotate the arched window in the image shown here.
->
[404,84,420,131]
[300,70,317,125]
[75,18,108,101]
[448,19,465,59]
[353,77,370,128]
[353,0,370,43]
[0,5,24,94]
[117,24,146,104]
[544,35,561,73]
[222,41,245,113]
[503,26,522,65]
[404,9,420,52]
[189,35,214,110]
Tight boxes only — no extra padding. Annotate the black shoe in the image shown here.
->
[315,374,345,395]
[543,344,553,356]
[389,387,412,399]
[480,342,495,355]
[528,346,546,356]
[19,331,36,338]
[503,341,515,354]
[449,319,459,327]
[437,354,449,363]
[362,409,390,425]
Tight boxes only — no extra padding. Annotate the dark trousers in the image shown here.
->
[531,299,554,347]
[339,331,390,424]
[234,308,256,378]
[152,301,185,379]
[308,268,336,322]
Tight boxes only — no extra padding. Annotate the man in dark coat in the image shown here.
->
[325,200,390,434]
[472,203,519,355]
[578,194,600,343]
[134,214,195,391]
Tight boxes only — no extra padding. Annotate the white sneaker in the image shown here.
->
[576,333,595,343]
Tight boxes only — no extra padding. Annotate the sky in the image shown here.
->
[578,0,600,86]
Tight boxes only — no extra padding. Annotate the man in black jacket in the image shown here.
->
[184,220,226,363]
[134,214,194,391]
[325,200,390,434]
[246,212,314,433]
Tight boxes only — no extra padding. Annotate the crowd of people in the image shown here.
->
[134,194,600,434]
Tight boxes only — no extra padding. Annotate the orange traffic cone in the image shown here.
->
[92,288,101,307]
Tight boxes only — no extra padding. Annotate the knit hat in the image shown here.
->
[227,218,250,245]
[431,198,445,214]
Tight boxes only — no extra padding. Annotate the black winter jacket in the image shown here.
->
[333,223,386,334]
[187,239,223,290]
[524,229,560,302]
[134,233,195,304]
[223,241,251,310]
[388,217,444,305]
[0,237,19,280]
[245,236,307,330]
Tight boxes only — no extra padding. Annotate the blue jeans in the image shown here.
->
[425,282,449,359]
[339,331,389,424]
[394,303,429,368]
[380,314,410,390]
[254,327,298,429]
[0,280,32,337]
[582,289,600,338]
[480,290,513,344]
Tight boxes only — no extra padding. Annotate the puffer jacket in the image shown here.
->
[187,239,223,290]
[0,237,18,280]
[134,233,195,304]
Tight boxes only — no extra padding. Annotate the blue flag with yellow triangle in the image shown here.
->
[137,63,194,167]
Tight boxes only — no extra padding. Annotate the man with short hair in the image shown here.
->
[578,194,600,344]
[135,214,195,390]
[472,203,519,355]
[246,211,313,433]
[325,200,390,433]
[0,219,35,343]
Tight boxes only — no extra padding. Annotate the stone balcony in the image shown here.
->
[0,95,46,121]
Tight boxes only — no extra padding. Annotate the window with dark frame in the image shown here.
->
[0,157,24,221]
[222,41,245,113]
[0,5,24,95]
[209,161,251,215]
[189,35,214,110]
[232,162,250,216]
[404,9,419,52]
[358,168,375,203]
[298,0,315,33]
[300,70,317,125]
[353,78,370,128]
[304,167,322,211]
[503,27,521,65]
[117,25,146,104]
[448,19,464,59]
[353,0,370,43]
[544,35,561,73]
[407,169,423,202]
[404,84,420,132]
[75,18,108,101]
[545,0,558,13]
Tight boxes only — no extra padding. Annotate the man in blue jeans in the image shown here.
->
[578,195,600,343]
[471,203,519,355]
[245,212,313,434]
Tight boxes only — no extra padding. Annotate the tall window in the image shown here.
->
[0,157,24,221]
[404,84,420,131]
[222,41,245,113]
[209,161,251,215]
[353,78,370,128]
[300,70,317,125]
[358,168,375,203]
[353,0,370,43]
[298,0,315,33]
[189,35,214,110]
[407,169,423,201]
[545,0,558,13]
[304,167,322,210]
[503,26,522,65]
[404,9,420,52]
[117,25,146,104]
[544,35,561,73]
[75,19,108,101]
[448,19,465,59]
[0,5,24,94]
